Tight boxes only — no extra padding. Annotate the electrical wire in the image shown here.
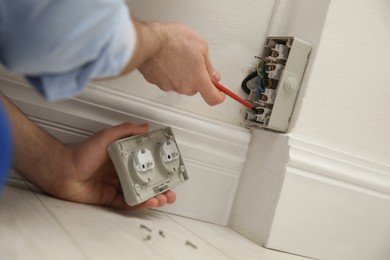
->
[241,71,257,95]
[241,57,272,98]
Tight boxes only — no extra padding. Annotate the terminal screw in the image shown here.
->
[140,224,152,232]
[143,235,152,241]
[185,240,197,249]
[159,230,165,238]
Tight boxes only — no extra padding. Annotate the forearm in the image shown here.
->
[1,94,69,193]
[120,19,167,75]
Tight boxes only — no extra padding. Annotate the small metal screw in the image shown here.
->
[159,230,165,238]
[140,224,152,232]
[185,240,197,249]
[143,235,152,241]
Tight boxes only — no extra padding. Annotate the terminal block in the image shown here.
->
[108,127,188,206]
[243,36,311,132]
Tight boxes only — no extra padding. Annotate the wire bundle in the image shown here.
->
[241,57,272,96]
[255,57,272,99]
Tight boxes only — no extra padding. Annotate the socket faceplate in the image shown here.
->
[108,127,188,206]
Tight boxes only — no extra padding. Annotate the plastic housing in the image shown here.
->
[108,127,188,206]
[243,36,311,132]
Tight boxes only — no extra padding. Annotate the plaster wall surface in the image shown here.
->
[292,0,390,165]
[97,0,276,125]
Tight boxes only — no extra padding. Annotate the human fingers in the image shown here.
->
[131,198,159,210]
[96,123,149,145]
[198,75,226,106]
[154,194,168,207]
[212,69,221,83]
[204,53,221,82]
[123,196,168,210]
[198,56,225,106]
[109,194,159,210]
[108,191,176,210]
[146,191,177,207]
[163,190,176,204]
[135,192,176,208]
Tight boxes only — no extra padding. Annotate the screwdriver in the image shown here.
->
[213,81,258,112]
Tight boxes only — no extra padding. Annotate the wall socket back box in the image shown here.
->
[243,36,311,132]
[108,127,188,206]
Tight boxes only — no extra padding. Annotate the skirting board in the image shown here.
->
[267,137,390,260]
[0,75,251,226]
[229,127,390,259]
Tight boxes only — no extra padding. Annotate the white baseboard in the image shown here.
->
[0,75,251,225]
[288,137,390,195]
[267,137,390,260]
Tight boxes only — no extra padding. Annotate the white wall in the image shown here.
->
[96,0,277,125]
[292,0,390,165]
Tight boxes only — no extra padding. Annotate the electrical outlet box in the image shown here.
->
[108,127,188,206]
[243,36,311,132]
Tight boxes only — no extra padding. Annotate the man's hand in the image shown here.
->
[2,94,175,210]
[53,123,176,210]
[121,20,226,106]
[138,23,226,106]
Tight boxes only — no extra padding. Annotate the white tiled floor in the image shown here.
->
[0,178,309,260]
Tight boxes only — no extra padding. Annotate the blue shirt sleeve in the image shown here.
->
[0,0,135,100]
[0,100,12,189]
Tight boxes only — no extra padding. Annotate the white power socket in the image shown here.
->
[243,36,311,132]
[108,127,188,206]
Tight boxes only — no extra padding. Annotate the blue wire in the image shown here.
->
[257,76,264,99]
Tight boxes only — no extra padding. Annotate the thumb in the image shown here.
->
[204,54,221,82]
[211,69,221,83]
[200,55,225,105]
[199,78,226,106]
